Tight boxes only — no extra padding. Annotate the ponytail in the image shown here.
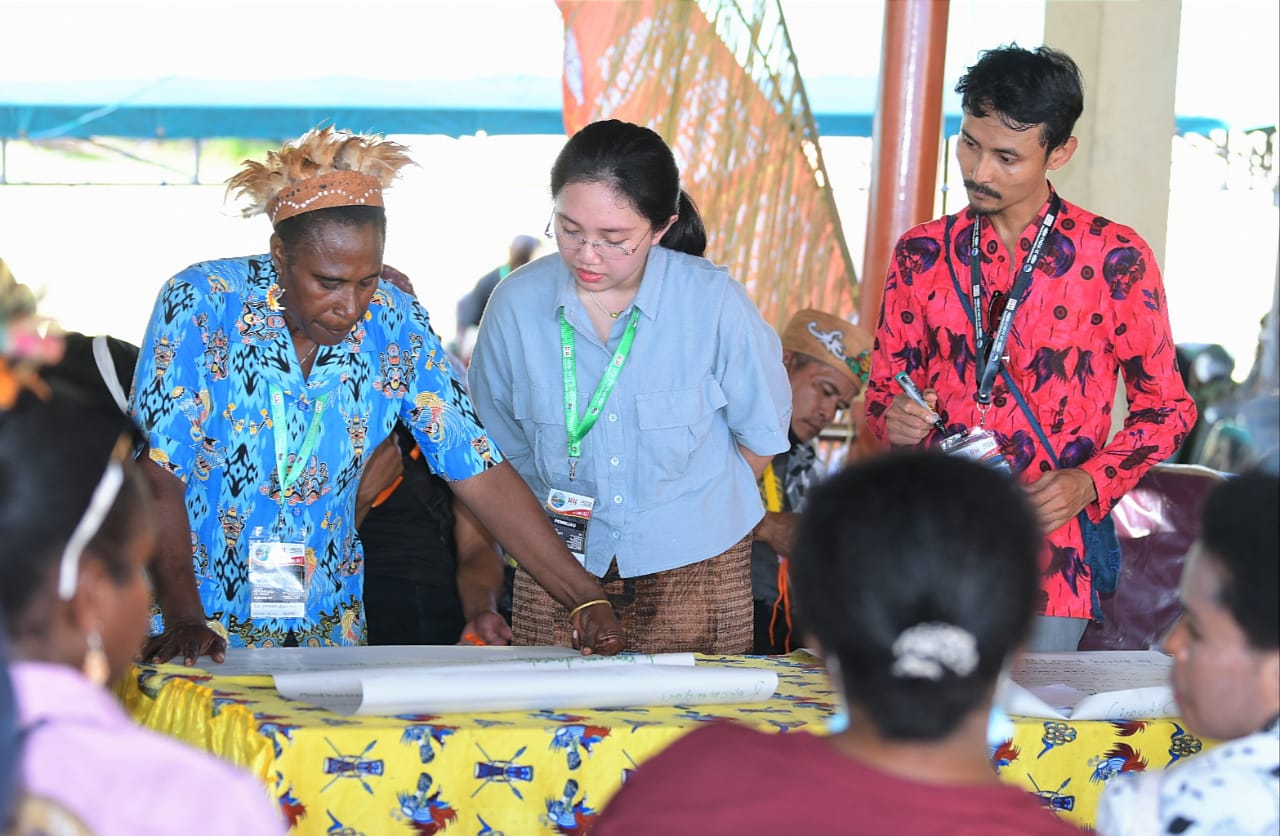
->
[659,190,707,258]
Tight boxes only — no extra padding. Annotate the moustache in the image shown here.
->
[963,180,1002,199]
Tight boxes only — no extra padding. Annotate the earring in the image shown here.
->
[266,282,286,312]
[82,629,110,687]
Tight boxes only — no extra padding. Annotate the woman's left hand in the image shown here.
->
[572,603,626,656]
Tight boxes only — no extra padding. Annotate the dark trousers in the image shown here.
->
[753,598,793,655]
[363,576,465,646]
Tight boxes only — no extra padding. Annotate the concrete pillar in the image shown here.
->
[860,0,950,332]
[1043,0,1182,267]
[1045,1,1182,439]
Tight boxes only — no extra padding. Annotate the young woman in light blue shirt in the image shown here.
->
[469,119,792,654]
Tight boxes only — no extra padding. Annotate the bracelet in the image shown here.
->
[567,599,612,623]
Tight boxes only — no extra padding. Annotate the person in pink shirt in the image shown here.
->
[0,365,286,835]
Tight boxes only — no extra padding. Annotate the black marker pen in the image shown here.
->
[894,371,948,434]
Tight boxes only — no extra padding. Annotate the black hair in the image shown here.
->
[273,204,387,265]
[550,119,707,257]
[786,351,819,372]
[791,450,1042,741]
[39,332,139,412]
[1199,469,1280,650]
[0,382,146,637]
[956,44,1084,152]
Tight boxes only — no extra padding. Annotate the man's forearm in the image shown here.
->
[753,510,797,556]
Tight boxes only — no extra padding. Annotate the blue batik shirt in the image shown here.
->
[131,255,501,648]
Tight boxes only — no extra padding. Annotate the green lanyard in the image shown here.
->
[269,384,330,499]
[559,306,641,479]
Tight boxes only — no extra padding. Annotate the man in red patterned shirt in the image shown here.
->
[865,44,1196,650]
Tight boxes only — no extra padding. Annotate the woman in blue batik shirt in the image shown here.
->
[132,127,624,662]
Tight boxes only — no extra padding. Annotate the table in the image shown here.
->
[120,652,1210,834]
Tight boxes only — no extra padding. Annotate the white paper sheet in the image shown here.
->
[274,661,776,716]
[1000,650,1178,720]
[207,644,585,676]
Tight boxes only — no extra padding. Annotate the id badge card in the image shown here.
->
[940,427,1012,474]
[249,527,310,619]
[544,487,595,566]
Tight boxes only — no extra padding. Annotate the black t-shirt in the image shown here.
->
[358,428,458,588]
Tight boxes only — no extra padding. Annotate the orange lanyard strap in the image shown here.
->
[761,461,793,652]
[370,445,421,509]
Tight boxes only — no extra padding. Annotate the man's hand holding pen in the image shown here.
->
[886,372,947,447]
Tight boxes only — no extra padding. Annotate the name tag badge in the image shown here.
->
[248,538,309,619]
[940,427,1012,474]
[544,488,595,566]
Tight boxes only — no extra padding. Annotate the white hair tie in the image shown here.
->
[890,622,979,681]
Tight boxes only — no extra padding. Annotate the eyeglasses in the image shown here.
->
[545,215,640,260]
[57,435,132,600]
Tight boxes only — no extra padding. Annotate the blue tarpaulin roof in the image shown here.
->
[0,75,1235,140]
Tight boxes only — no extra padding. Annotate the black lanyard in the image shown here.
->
[970,194,1061,404]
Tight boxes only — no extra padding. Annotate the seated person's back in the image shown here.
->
[593,451,1080,835]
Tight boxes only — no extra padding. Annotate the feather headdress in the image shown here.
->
[225,126,416,226]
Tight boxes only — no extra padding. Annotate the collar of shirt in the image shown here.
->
[551,245,671,334]
[963,181,1063,261]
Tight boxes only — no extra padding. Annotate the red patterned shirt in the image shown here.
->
[866,185,1195,618]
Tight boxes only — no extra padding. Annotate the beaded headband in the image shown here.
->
[266,170,385,227]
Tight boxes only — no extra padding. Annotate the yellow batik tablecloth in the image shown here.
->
[119,653,1211,834]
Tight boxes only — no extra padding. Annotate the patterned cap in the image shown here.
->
[780,308,874,387]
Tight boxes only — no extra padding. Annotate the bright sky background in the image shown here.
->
[1,0,1275,126]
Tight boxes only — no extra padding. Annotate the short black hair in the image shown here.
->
[39,332,138,413]
[791,450,1042,740]
[1199,469,1279,649]
[956,44,1084,151]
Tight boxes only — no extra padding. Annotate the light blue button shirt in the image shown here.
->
[469,246,791,578]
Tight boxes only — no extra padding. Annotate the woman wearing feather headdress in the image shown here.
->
[131,127,624,663]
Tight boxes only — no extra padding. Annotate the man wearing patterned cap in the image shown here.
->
[752,308,872,654]
[131,127,624,663]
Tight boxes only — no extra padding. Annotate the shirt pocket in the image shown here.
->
[635,379,728,507]
[512,384,568,487]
